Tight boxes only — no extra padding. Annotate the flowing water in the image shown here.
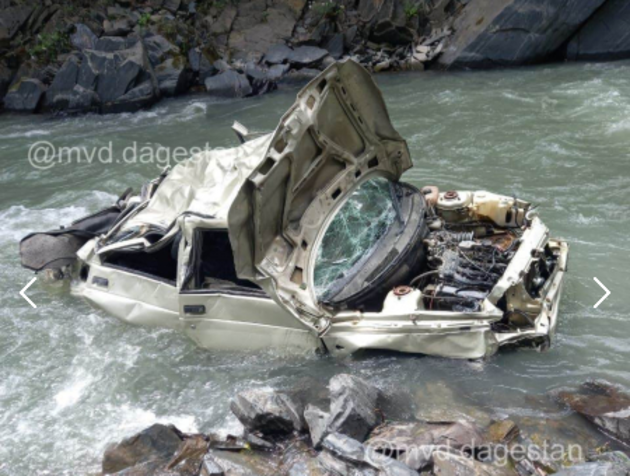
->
[1,61,630,475]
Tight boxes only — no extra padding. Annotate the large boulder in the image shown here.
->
[70,23,98,51]
[230,388,304,437]
[287,46,329,67]
[94,36,139,53]
[228,0,308,61]
[143,34,180,67]
[155,57,191,96]
[280,439,327,476]
[0,62,15,104]
[47,84,99,114]
[204,70,252,98]
[558,382,630,444]
[78,40,159,113]
[438,0,607,69]
[566,0,630,62]
[103,17,134,36]
[4,78,46,112]
[327,374,383,443]
[102,424,183,474]
[264,43,293,64]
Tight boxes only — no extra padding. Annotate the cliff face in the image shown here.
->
[1,0,629,116]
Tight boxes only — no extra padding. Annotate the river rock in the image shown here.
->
[327,374,383,443]
[264,44,292,64]
[47,84,99,114]
[155,57,190,96]
[70,23,98,51]
[0,62,14,103]
[554,462,629,476]
[558,382,630,444]
[94,36,140,53]
[325,33,345,59]
[102,423,184,474]
[4,78,46,112]
[102,80,158,114]
[323,433,367,465]
[438,0,607,69]
[566,0,630,62]
[305,404,330,448]
[203,448,279,475]
[230,388,304,437]
[287,46,328,67]
[204,70,252,98]
[280,439,327,476]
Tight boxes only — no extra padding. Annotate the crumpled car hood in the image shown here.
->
[227,60,412,331]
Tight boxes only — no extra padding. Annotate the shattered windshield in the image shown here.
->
[314,177,396,300]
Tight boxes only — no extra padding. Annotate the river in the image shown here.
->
[1,61,629,475]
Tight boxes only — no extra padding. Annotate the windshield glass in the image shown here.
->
[314,177,396,300]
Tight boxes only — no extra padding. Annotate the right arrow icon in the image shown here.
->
[593,277,611,309]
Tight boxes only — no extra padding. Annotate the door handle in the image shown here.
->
[183,305,206,315]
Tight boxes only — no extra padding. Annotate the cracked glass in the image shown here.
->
[314,177,396,300]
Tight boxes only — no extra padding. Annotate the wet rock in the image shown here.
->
[230,388,304,437]
[165,435,209,474]
[305,404,330,448]
[438,0,607,69]
[287,46,328,67]
[47,55,80,94]
[266,63,290,81]
[566,0,630,62]
[264,44,292,64]
[102,423,183,474]
[155,57,191,96]
[102,80,159,114]
[323,433,366,465]
[243,64,277,96]
[203,448,279,475]
[47,84,99,114]
[558,382,630,444]
[104,17,134,37]
[588,452,630,468]
[204,70,252,98]
[327,374,383,443]
[4,78,46,112]
[484,420,520,445]
[280,439,326,476]
[433,450,515,476]
[70,23,98,51]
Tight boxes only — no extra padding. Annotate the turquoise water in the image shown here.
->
[1,61,629,474]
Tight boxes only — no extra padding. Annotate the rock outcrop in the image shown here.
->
[566,0,630,61]
[438,0,607,69]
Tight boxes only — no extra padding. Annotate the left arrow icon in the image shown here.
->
[20,277,37,309]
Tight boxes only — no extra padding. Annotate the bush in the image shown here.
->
[28,31,71,63]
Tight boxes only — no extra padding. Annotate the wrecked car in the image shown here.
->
[20,60,569,359]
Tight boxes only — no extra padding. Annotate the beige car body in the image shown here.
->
[71,61,568,359]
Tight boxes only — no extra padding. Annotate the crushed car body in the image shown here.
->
[20,60,569,359]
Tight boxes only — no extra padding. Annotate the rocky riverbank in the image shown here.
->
[99,376,630,475]
[1,0,630,116]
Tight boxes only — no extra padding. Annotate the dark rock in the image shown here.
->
[566,0,630,62]
[230,388,304,437]
[165,435,208,474]
[49,56,80,92]
[94,36,140,53]
[242,62,277,95]
[327,374,382,443]
[280,439,326,476]
[323,433,366,465]
[558,382,630,444]
[264,44,293,64]
[209,4,237,36]
[70,23,98,51]
[0,63,14,103]
[102,423,183,474]
[365,452,420,476]
[47,84,99,114]
[144,34,180,67]
[287,46,329,66]
[188,46,219,82]
[102,80,158,114]
[203,448,279,475]
[325,33,345,59]
[200,455,225,476]
[155,57,190,96]
[438,0,607,69]
[103,17,134,37]
[485,420,520,445]
[4,78,46,112]
[304,404,330,448]
[370,20,414,46]
[317,451,366,476]
[588,452,630,468]
[0,5,34,45]
[213,59,231,73]
[267,63,290,81]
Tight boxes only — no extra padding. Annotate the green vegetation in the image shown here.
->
[28,31,71,63]
[313,1,345,21]
[404,1,422,20]
[138,12,152,28]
